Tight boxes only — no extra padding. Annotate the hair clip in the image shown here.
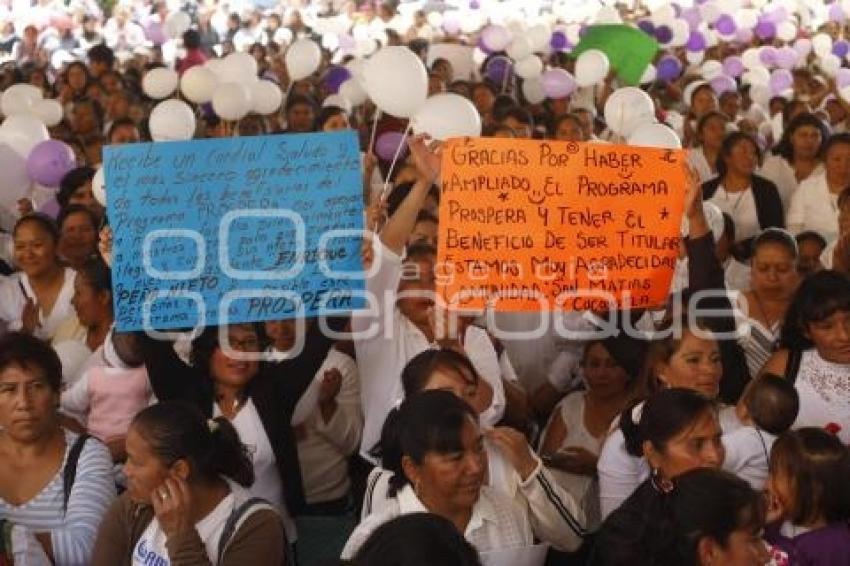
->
[207,419,219,433]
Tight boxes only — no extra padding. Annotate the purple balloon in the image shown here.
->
[39,198,60,219]
[375,132,409,162]
[715,14,737,35]
[657,55,683,81]
[324,66,351,93]
[722,56,745,77]
[760,46,778,66]
[680,7,702,29]
[764,6,789,24]
[477,36,494,54]
[686,31,706,52]
[830,3,846,23]
[442,16,460,35]
[834,40,850,59]
[637,20,655,35]
[26,140,75,188]
[837,68,850,88]
[485,56,513,84]
[755,20,777,40]
[541,68,577,98]
[775,47,798,69]
[769,69,793,95]
[469,0,480,9]
[550,31,568,51]
[710,75,737,95]
[655,25,673,44]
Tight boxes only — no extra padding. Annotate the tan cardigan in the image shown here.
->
[91,492,285,566]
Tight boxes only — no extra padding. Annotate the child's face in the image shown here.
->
[767,465,794,522]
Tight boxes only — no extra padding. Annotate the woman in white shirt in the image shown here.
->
[688,111,729,183]
[760,113,828,210]
[786,133,850,244]
[0,214,77,341]
[342,391,556,561]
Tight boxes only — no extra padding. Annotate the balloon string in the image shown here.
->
[374,121,412,232]
[368,108,382,154]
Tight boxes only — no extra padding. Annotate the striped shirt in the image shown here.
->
[0,430,116,566]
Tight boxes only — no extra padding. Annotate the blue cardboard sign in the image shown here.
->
[105,131,365,331]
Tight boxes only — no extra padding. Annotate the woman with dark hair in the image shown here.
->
[57,205,98,270]
[592,467,767,565]
[703,131,784,247]
[341,391,546,559]
[353,513,482,566]
[760,113,829,209]
[361,349,585,552]
[91,402,287,565]
[539,335,646,528]
[316,105,350,132]
[54,256,113,352]
[57,166,101,221]
[787,133,850,243]
[59,61,91,107]
[762,270,850,443]
[688,111,730,183]
[0,332,115,566]
[550,113,588,142]
[0,214,77,340]
[737,229,800,377]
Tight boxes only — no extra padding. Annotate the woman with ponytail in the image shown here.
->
[91,402,289,565]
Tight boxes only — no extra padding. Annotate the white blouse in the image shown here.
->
[0,267,77,340]
[786,173,840,244]
[707,185,760,242]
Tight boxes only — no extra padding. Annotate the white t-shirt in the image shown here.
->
[708,185,760,243]
[786,173,840,244]
[216,399,296,542]
[722,426,775,490]
[0,268,77,340]
[133,492,234,565]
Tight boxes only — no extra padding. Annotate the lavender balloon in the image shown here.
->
[769,69,793,95]
[760,47,778,66]
[755,20,777,40]
[715,14,737,35]
[485,56,513,84]
[655,25,673,44]
[39,198,60,219]
[541,68,577,98]
[550,31,568,50]
[830,3,846,23]
[375,131,409,162]
[722,56,745,77]
[686,31,706,52]
[657,56,683,81]
[837,68,850,88]
[324,66,351,94]
[26,140,75,187]
[775,47,798,69]
[710,75,737,95]
[833,40,850,59]
[680,8,702,29]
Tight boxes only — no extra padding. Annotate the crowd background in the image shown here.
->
[0,0,849,565]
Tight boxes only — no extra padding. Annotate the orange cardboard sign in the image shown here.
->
[436,138,687,312]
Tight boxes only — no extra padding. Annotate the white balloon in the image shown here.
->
[742,48,762,70]
[776,21,797,42]
[574,49,610,88]
[627,122,682,149]
[31,99,62,127]
[354,38,378,58]
[339,78,368,106]
[223,51,259,83]
[149,99,196,141]
[0,114,48,159]
[701,60,723,80]
[0,142,29,209]
[180,66,218,104]
[142,67,179,99]
[749,83,772,109]
[506,36,534,61]
[514,56,543,79]
[813,33,833,58]
[669,19,690,47]
[820,54,842,78]
[205,58,229,81]
[212,82,251,121]
[165,11,191,39]
[699,2,722,24]
[742,67,770,86]
[640,64,657,84]
[285,39,321,81]
[345,59,367,83]
[323,94,352,114]
[362,47,428,118]
[92,166,105,206]
[686,50,705,65]
[250,80,283,115]
[1,84,41,117]
[604,87,656,137]
[735,8,758,29]
[527,24,551,52]
[412,93,481,141]
[522,78,546,104]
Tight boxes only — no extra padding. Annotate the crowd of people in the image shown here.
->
[0,0,849,565]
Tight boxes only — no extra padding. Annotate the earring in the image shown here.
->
[651,468,674,494]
